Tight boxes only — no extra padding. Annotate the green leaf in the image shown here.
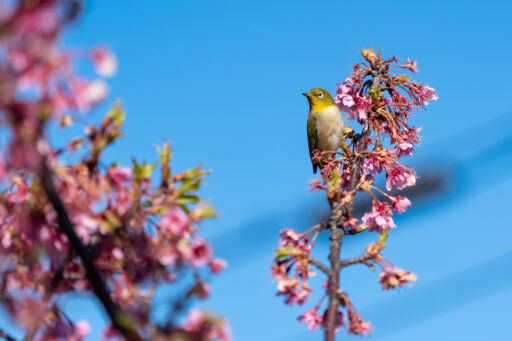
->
[107,102,125,126]
[378,231,389,243]
[193,205,217,219]
[132,159,156,181]
[369,86,381,99]
[157,142,172,165]
[176,178,201,196]
[275,247,292,260]
[177,195,200,204]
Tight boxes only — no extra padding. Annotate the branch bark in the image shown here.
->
[324,63,388,341]
[308,253,330,275]
[340,253,373,268]
[324,201,345,341]
[0,329,17,341]
[39,163,142,341]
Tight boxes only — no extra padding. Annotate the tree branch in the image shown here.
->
[340,253,373,268]
[308,254,330,275]
[324,62,389,341]
[39,163,142,341]
[324,201,344,341]
[0,329,17,341]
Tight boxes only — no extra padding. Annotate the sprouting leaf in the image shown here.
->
[157,142,172,165]
[132,158,156,181]
[106,101,125,126]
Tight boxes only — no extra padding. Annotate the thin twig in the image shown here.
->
[308,254,330,275]
[340,253,373,268]
[0,329,17,341]
[343,228,364,235]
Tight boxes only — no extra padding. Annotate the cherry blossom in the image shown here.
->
[0,1,229,339]
[392,196,412,213]
[418,85,439,105]
[385,165,416,191]
[362,202,397,232]
[378,266,418,290]
[298,309,324,331]
[91,47,118,77]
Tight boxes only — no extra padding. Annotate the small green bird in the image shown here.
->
[303,88,344,173]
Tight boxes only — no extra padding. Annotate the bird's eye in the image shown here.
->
[316,92,324,99]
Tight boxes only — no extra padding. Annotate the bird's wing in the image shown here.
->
[307,114,318,173]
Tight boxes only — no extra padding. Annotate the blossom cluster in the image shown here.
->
[272,48,436,336]
[0,1,229,340]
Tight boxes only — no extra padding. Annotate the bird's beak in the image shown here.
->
[302,92,309,97]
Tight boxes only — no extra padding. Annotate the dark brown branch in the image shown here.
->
[0,329,17,341]
[343,228,364,235]
[324,200,344,341]
[324,62,389,341]
[308,254,330,275]
[340,253,373,268]
[325,123,371,341]
[39,163,142,341]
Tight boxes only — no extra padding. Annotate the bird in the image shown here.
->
[303,88,344,173]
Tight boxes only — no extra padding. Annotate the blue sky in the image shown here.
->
[4,0,512,340]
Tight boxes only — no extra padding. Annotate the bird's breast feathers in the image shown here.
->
[311,105,344,151]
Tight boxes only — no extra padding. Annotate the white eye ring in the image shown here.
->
[316,92,324,99]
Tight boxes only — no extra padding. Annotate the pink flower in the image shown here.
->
[73,213,98,244]
[182,310,231,341]
[161,206,190,236]
[209,258,228,273]
[378,267,417,290]
[385,165,416,191]
[8,48,30,72]
[0,153,6,180]
[294,286,311,305]
[401,58,419,73]
[74,320,91,339]
[185,238,212,267]
[12,295,47,330]
[276,276,311,305]
[91,47,118,77]
[339,164,351,190]
[182,309,207,332]
[346,300,371,335]
[308,178,323,192]
[112,247,124,260]
[334,83,355,112]
[361,202,396,232]
[271,263,286,280]
[418,85,438,105]
[1,229,12,249]
[362,157,383,175]
[347,313,372,335]
[9,137,41,172]
[392,196,411,213]
[278,228,304,248]
[334,311,346,331]
[13,5,60,37]
[159,246,177,266]
[107,166,133,186]
[356,99,369,120]
[72,79,108,112]
[298,309,324,331]
[395,141,414,157]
